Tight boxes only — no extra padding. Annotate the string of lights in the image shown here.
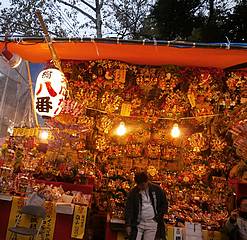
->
[85,106,221,121]
[1,36,247,50]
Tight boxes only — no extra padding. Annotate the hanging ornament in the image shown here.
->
[187,86,196,108]
[100,92,123,113]
[114,64,127,89]
[126,144,143,157]
[95,135,109,152]
[188,132,209,152]
[145,144,161,159]
[96,116,113,134]
[129,128,151,143]
[147,166,158,177]
[136,68,158,92]
[211,136,227,152]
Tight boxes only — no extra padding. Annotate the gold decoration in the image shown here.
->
[146,144,161,159]
[188,133,209,152]
[55,113,76,125]
[147,166,158,177]
[158,71,179,91]
[96,135,109,152]
[136,68,158,92]
[77,116,94,129]
[100,92,123,113]
[129,129,151,143]
[114,64,127,88]
[96,116,113,134]
[211,137,227,152]
[120,103,132,116]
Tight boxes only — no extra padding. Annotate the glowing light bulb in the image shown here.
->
[39,130,49,141]
[171,123,180,138]
[7,126,14,135]
[116,122,126,136]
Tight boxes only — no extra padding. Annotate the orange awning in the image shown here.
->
[1,39,247,69]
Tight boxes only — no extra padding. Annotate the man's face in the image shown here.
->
[240,199,247,213]
[137,181,148,191]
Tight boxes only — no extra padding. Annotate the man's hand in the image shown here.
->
[126,226,131,236]
[230,209,239,222]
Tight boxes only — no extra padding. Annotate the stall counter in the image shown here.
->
[0,182,93,240]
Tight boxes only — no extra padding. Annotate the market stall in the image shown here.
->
[0,38,247,240]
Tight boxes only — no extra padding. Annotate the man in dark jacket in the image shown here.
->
[125,171,168,240]
[223,196,247,240]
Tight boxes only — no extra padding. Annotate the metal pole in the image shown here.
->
[26,61,39,127]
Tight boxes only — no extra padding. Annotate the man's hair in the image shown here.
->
[237,196,247,208]
[134,171,149,184]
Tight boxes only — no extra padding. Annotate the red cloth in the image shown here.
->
[229,179,247,199]
[0,199,12,240]
[53,213,74,240]
[105,221,118,240]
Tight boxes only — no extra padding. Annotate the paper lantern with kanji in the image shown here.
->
[34,69,67,117]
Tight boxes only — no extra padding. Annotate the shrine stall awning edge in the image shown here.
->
[1,38,247,69]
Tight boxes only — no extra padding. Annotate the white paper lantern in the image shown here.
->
[34,68,67,117]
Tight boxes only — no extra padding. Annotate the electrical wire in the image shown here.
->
[85,106,221,121]
[49,1,79,37]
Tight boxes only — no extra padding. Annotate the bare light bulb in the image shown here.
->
[171,123,180,138]
[116,122,126,136]
[39,130,49,141]
[7,126,14,136]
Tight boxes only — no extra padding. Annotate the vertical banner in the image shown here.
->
[40,201,56,240]
[167,225,174,240]
[71,205,87,239]
[6,197,56,240]
[6,197,28,240]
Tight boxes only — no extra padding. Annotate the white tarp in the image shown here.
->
[0,57,35,138]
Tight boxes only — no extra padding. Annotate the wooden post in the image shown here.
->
[35,10,62,72]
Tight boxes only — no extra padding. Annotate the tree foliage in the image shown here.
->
[1,0,247,42]
[0,0,68,37]
[226,0,247,42]
[150,0,240,42]
[105,0,153,39]
[0,0,154,39]
[151,0,203,40]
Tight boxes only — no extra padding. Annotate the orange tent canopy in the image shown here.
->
[1,39,247,69]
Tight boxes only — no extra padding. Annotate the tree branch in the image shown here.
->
[190,0,207,14]
[0,16,63,37]
[99,0,104,9]
[57,0,96,24]
[80,0,96,11]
